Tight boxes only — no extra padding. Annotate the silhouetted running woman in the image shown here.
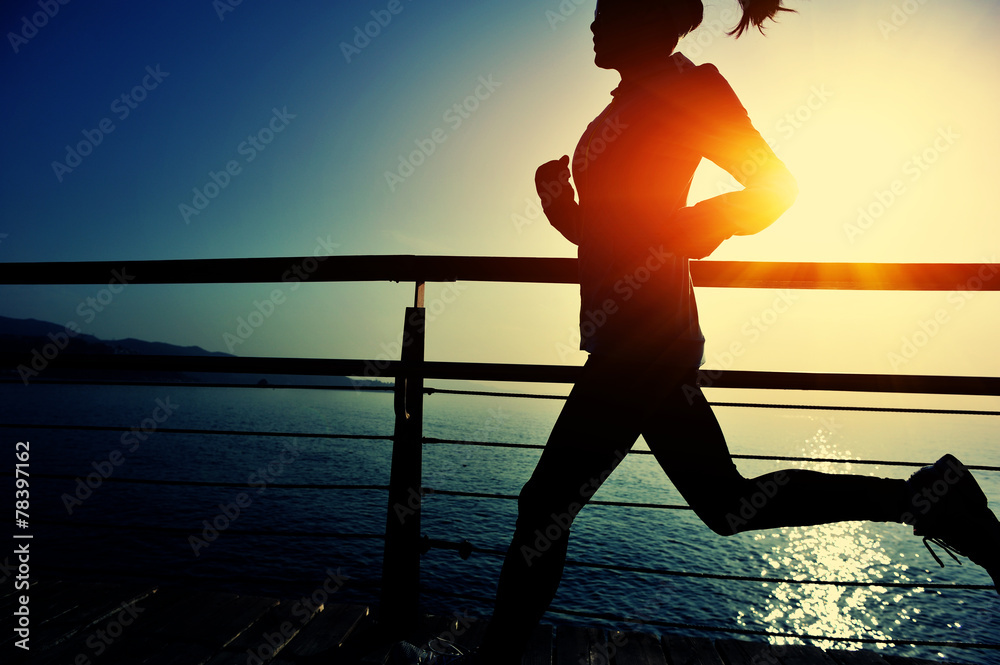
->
[389,1,1000,663]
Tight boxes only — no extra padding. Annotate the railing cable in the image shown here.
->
[41,565,384,593]
[6,472,388,491]
[420,487,691,511]
[34,518,386,540]
[419,539,994,591]
[422,439,1000,472]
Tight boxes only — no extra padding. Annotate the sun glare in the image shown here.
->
[685,3,998,265]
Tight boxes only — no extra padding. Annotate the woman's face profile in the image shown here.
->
[591,0,674,71]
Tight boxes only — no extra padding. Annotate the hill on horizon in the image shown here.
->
[0,315,231,358]
[0,315,391,388]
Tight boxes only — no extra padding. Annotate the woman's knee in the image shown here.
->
[695,506,744,536]
[516,481,584,537]
[680,476,756,537]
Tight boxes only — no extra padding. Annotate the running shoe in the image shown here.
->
[905,454,1000,594]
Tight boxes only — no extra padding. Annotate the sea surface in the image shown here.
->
[2,382,999,664]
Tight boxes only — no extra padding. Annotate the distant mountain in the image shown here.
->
[101,337,235,358]
[0,315,389,387]
[0,315,231,357]
[0,316,549,394]
[0,316,98,340]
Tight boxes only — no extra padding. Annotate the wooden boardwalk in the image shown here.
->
[6,580,972,665]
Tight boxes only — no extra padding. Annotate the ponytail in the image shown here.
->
[728,0,795,37]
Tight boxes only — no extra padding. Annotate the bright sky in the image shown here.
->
[2,0,999,381]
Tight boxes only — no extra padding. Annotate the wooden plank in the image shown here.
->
[826,649,891,665]
[225,599,322,651]
[730,639,785,665]
[133,641,220,665]
[728,639,837,665]
[206,651,309,665]
[17,584,983,665]
[356,637,398,665]
[33,587,189,665]
[280,603,369,658]
[588,627,611,665]
[555,625,589,665]
[610,630,667,665]
[152,592,277,646]
[0,576,39,605]
[882,657,962,665]
[778,643,838,665]
[24,579,92,622]
[4,581,88,652]
[662,635,726,665]
[84,591,290,665]
[440,611,484,652]
[1,579,100,648]
[205,599,324,665]
[103,587,201,663]
[205,650,262,665]
[711,638,756,665]
[522,623,554,665]
[31,584,155,655]
[554,625,606,665]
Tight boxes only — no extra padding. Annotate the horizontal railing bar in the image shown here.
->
[0,378,394,391]
[424,438,545,450]
[708,401,1000,417]
[694,261,1000,291]
[0,255,576,286]
[426,387,568,400]
[3,355,999,396]
[0,423,392,441]
[1,256,997,290]
[428,388,1000,416]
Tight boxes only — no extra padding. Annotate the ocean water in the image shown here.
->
[2,382,999,664]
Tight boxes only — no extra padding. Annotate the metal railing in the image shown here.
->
[2,255,999,648]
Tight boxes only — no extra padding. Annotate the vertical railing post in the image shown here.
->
[379,281,426,635]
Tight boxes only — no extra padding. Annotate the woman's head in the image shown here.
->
[591,0,793,71]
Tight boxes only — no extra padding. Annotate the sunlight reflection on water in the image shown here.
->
[737,429,923,651]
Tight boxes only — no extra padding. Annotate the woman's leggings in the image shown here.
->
[476,352,908,661]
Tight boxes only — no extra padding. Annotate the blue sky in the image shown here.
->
[2,0,999,384]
